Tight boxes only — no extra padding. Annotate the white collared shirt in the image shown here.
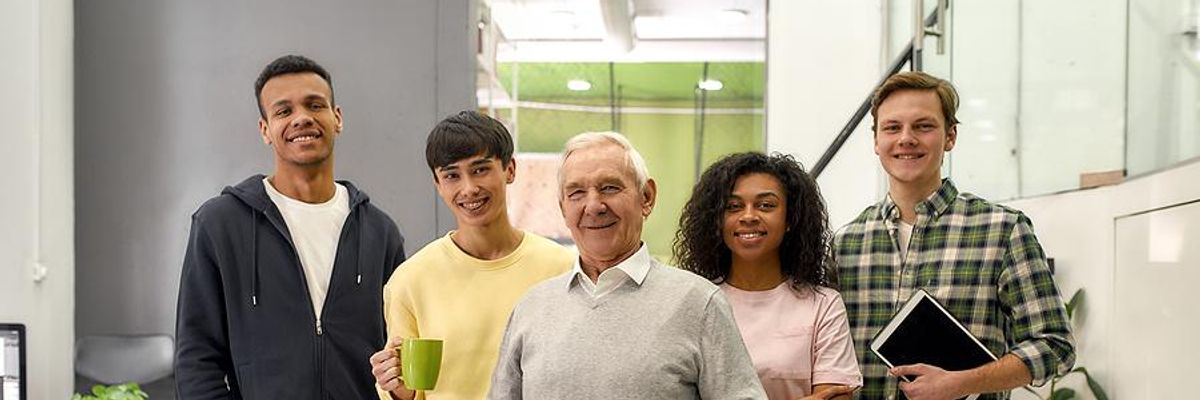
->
[569,243,652,300]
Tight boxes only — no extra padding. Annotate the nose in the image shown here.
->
[737,207,759,224]
[897,126,918,146]
[290,109,316,128]
[461,174,482,195]
[583,190,608,216]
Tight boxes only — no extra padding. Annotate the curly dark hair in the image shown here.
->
[673,152,837,291]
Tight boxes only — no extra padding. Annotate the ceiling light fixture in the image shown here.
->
[567,79,592,91]
[698,79,724,91]
[719,9,749,24]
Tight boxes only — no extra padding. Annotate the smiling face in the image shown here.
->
[434,154,515,228]
[258,72,342,169]
[559,143,656,268]
[874,89,957,192]
[721,172,788,265]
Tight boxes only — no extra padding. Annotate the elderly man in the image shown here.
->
[488,132,766,399]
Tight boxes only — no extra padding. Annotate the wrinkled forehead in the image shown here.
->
[561,144,636,185]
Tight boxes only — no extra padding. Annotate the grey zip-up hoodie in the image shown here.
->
[175,175,406,399]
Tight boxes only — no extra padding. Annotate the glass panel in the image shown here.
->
[1127,0,1200,175]
[947,1,1021,201]
[1017,0,1126,196]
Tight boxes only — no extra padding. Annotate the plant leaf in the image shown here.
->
[1050,387,1077,400]
[1078,367,1110,400]
[1065,289,1084,320]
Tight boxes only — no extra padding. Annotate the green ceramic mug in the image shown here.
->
[400,338,443,391]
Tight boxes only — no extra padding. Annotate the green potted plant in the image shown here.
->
[1021,289,1109,400]
[71,383,149,400]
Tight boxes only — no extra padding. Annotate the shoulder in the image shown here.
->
[650,263,722,303]
[397,236,452,269]
[835,204,884,239]
[192,193,246,222]
[511,272,575,313]
[519,233,577,263]
[949,192,1031,232]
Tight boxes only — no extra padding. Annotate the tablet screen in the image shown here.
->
[871,290,996,373]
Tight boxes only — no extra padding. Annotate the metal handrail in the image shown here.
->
[810,5,947,178]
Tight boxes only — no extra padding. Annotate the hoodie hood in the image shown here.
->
[221,174,374,307]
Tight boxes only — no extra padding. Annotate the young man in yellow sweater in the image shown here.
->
[369,111,574,400]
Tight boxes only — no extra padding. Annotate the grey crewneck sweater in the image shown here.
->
[488,259,766,400]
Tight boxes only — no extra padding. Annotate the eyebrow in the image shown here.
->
[270,93,329,108]
[729,191,782,199]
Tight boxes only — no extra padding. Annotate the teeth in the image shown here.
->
[461,199,485,211]
[736,232,765,239]
[897,154,921,159]
[290,135,318,142]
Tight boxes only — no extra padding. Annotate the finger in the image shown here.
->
[389,336,405,347]
[890,363,932,377]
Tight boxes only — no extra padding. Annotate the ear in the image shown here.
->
[504,158,517,184]
[641,178,657,218]
[259,118,271,145]
[333,105,344,134]
[944,124,957,152]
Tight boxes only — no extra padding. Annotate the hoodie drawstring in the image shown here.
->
[355,210,363,286]
[251,210,260,307]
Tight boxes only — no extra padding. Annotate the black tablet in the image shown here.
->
[869,290,996,400]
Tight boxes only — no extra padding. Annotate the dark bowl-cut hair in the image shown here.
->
[673,152,837,292]
[425,110,514,176]
[254,54,335,119]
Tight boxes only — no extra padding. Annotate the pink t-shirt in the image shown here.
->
[721,282,862,399]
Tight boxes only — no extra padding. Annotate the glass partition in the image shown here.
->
[884,0,1196,200]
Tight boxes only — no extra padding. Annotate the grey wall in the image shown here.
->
[74,0,474,341]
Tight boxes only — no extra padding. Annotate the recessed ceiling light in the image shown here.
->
[698,79,724,91]
[719,9,749,24]
[567,79,592,91]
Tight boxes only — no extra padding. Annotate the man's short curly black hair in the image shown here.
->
[254,54,334,119]
[425,110,514,175]
[673,152,837,291]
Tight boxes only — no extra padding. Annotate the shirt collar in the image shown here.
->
[880,178,958,221]
[567,243,653,290]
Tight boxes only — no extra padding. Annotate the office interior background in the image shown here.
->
[2,0,1197,398]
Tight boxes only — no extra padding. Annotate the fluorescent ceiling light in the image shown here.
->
[567,79,592,91]
[719,9,749,24]
[698,79,724,91]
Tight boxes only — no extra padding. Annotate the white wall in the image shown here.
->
[0,0,75,398]
[1006,159,1200,399]
[766,0,887,228]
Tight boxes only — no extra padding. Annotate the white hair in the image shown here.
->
[558,131,651,190]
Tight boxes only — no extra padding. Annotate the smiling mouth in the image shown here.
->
[458,197,489,212]
[733,231,767,239]
[288,132,322,143]
[583,221,617,230]
[894,154,925,160]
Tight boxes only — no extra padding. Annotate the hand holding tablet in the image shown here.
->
[869,290,997,400]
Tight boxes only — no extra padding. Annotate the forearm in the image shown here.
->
[956,354,1032,395]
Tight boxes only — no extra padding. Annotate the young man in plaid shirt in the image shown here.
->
[833,72,1075,400]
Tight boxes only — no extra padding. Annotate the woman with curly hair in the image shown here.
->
[674,152,861,400]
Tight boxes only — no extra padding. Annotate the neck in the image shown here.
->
[888,176,941,224]
[450,217,523,260]
[726,253,784,291]
[580,244,641,283]
[270,165,336,203]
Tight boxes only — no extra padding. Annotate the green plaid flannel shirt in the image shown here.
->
[833,179,1075,400]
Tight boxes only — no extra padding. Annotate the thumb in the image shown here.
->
[890,363,934,377]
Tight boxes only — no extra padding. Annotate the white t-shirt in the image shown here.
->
[263,177,350,319]
[898,220,915,263]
